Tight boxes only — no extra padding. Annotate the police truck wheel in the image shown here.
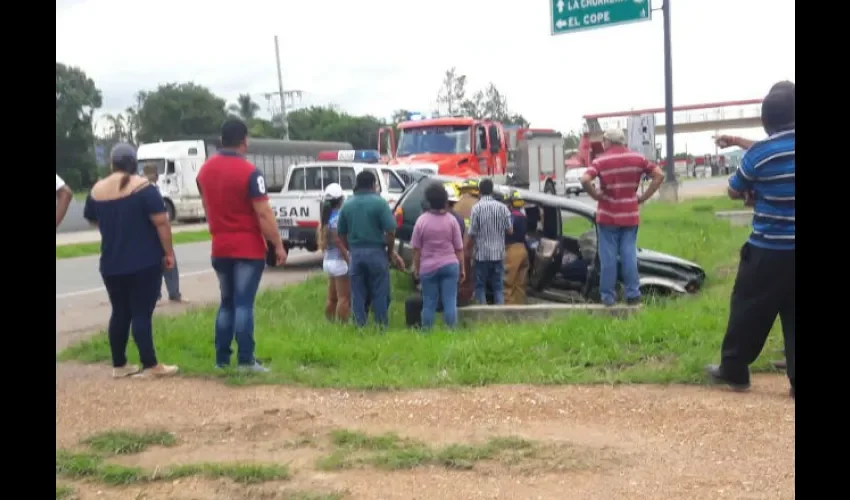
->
[544,181,556,195]
[165,200,176,221]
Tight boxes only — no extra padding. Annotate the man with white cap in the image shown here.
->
[580,128,665,306]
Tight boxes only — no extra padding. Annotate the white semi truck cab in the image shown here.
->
[137,140,206,221]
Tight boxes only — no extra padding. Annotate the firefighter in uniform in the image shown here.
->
[453,179,480,225]
[503,190,529,304]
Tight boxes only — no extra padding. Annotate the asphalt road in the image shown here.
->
[58,199,200,233]
[57,199,88,233]
[55,243,323,352]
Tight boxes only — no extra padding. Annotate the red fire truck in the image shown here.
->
[378,116,554,179]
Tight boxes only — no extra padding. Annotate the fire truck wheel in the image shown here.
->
[544,181,556,195]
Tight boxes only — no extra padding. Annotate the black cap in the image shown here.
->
[110,143,138,173]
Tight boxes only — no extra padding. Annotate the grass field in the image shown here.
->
[60,196,781,389]
[56,229,212,260]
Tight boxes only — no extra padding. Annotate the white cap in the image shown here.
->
[445,184,460,202]
[602,128,626,145]
[323,183,344,200]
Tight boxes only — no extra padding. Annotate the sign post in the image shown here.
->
[550,0,651,35]
[627,114,657,161]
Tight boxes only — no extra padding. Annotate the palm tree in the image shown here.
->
[105,114,126,142]
[124,107,139,144]
[228,93,260,121]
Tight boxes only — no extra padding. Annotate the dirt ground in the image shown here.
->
[57,363,794,500]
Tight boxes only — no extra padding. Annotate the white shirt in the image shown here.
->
[56,174,66,192]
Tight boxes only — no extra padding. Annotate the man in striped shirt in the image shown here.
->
[706,88,795,398]
[580,129,665,306]
[467,179,512,305]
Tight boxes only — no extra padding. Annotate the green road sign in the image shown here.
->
[550,0,652,35]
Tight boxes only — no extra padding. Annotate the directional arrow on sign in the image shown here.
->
[555,19,567,28]
[557,0,565,13]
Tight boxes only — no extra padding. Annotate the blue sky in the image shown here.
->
[56,0,794,154]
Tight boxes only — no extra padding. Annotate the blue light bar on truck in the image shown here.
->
[316,150,381,163]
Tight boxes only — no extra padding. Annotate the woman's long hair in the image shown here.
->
[317,197,344,251]
[110,143,138,190]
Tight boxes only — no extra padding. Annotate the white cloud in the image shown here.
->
[57,0,794,154]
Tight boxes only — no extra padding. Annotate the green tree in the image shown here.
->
[390,109,411,125]
[228,93,261,121]
[56,62,102,189]
[437,67,467,116]
[123,107,140,144]
[437,68,529,126]
[563,131,581,150]
[287,106,385,149]
[136,83,227,143]
[249,117,285,139]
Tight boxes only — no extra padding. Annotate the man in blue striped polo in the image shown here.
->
[706,88,795,398]
[467,179,512,305]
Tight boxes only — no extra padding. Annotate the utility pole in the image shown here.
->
[274,35,289,140]
[660,0,678,201]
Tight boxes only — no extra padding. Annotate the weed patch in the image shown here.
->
[55,450,290,486]
[82,430,176,455]
[55,485,74,499]
[315,429,602,473]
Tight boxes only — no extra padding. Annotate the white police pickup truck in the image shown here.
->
[265,150,435,265]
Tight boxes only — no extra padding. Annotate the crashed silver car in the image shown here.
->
[392,175,706,304]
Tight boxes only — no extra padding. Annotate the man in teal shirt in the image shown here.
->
[337,171,401,327]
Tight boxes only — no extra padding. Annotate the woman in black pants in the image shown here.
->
[83,143,179,378]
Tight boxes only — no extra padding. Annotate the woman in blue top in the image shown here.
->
[317,183,350,322]
[83,143,179,378]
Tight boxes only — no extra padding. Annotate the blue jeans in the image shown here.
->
[473,260,504,305]
[350,247,391,327]
[211,258,265,366]
[420,263,460,329]
[597,224,640,305]
[159,258,181,300]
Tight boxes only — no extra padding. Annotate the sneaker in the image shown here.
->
[237,361,270,373]
[705,364,751,392]
[134,364,179,378]
[626,297,641,306]
[112,364,141,378]
[168,294,183,303]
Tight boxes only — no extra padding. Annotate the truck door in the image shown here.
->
[474,124,490,175]
[163,159,179,197]
[487,122,505,175]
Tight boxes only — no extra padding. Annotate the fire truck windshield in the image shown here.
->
[396,125,471,156]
